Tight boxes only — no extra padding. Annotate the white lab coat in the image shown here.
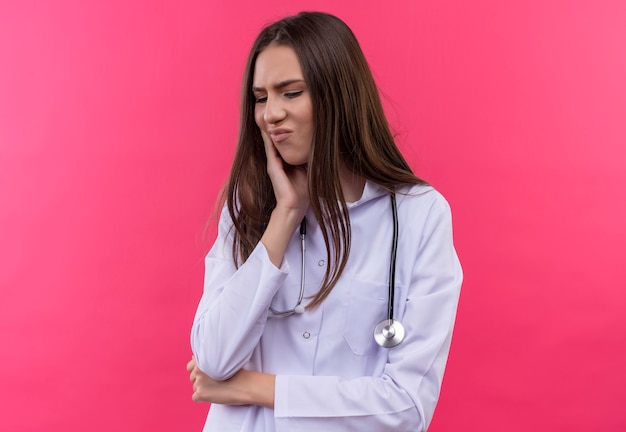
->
[191,181,463,431]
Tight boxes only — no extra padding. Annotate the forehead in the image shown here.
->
[253,45,304,86]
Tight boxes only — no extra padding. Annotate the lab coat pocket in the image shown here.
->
[343,279,388,356]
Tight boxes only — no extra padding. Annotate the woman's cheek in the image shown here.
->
[254,108,264,128]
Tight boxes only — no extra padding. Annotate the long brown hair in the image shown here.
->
[224,11,425,309]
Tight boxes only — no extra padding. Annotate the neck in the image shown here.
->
[339,163,366,203]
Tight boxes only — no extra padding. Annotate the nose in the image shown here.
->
[263,95,286,124]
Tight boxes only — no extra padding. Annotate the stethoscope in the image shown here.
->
[269,193,405,348]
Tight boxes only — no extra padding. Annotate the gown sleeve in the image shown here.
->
[190,207,291,380]
[273,193,463,432]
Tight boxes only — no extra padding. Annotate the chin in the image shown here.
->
[278,152,308,167]
[283,160,308,167]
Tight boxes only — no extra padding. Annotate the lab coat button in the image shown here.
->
[303,331,311,339]
[317,259,325,267]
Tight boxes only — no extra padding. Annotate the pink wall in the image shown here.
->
[1,1,625,430]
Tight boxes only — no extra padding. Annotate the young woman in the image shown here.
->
[188,11,462,431]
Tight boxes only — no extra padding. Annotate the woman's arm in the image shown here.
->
[189,209,291,380]
[191,132,309,380]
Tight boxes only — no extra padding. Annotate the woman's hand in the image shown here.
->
[187,357,275,408]
[187,356,241,404]
[262,130,309,220]
[260,131,310,267]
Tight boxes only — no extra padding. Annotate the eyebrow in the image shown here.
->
[252,79,305,93]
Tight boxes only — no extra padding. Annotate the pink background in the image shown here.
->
[1,0,625,430]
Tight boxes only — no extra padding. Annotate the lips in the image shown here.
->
[269,129,293,143]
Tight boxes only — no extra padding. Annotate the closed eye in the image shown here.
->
[254,90,303,104]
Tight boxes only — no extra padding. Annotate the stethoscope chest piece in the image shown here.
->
[374,319,405,348]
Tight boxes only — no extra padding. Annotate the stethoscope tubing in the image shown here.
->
[269,193,405,348]
[268,218,307,316]
[387,193,399,322]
